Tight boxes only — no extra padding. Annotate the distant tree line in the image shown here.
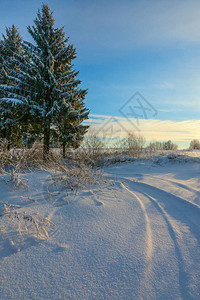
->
[146,140,178,151]
[82,131,200,155]
[0,4,89,158]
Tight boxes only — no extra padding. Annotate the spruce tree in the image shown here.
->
[0,4,89,158]
[0,25,24,149]
[55,71,89,158]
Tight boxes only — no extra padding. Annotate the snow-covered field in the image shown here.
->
[0,155,200,299]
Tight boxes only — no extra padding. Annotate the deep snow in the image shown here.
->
[0,156,200,299]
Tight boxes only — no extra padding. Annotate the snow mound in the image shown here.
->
[153,154,200,165]
[95,156,136,167]
[96,153,200,167]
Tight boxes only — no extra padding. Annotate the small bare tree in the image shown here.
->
[120,133,145,157]
[189,139,200,150]
[81,131,105,161]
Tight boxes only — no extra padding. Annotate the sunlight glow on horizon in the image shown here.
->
[85,114,200,149]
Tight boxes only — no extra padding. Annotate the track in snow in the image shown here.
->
[121,182,153,262]
[120,177,200,299]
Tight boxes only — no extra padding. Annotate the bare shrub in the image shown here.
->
[119,133,145,158]
[1,202,57,240]
[189,139,200,150]
[0,140,108,197]
[14,143,44,169]
[43,151,106,193]
[56,164,104,192]
[0,140,44,171]
[0,139,14,170]
[0,140,65,174]
[8,169,28,189]
[81,131,105,162]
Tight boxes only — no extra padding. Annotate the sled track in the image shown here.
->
[120,182,153,261]
[149,175,200,195]
[120,178,200,299]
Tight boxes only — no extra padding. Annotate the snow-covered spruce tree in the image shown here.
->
[27,3,89,158]
[55,80,89,158]
[0,25,24,149]
[0,4,89,158]
[0,25,43,149]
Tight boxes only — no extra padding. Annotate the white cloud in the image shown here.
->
[152,82,175,90]
[86,114,200,144]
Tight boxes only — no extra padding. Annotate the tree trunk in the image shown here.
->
[62,142,66,159]
[7,141,11,151]
[6,126,11,151]
[43,117,51,160]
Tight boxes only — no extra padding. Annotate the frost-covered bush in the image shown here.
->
[1,202,57,240]
[189,139,200,150]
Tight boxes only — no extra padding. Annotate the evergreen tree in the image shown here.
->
[0,4,89,157]
[55,80,89,158]
[0,25,24,149]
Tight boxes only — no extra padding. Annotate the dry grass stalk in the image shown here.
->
[1,202,57,240]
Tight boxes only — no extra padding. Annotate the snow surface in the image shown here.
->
[0,156,200,299]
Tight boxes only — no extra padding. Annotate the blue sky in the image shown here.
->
[1,0,200,148]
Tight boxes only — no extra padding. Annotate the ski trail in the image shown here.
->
[120,182,154,297]
[124,178,200,214]
[121,177,200,299]
[156,176,200,193]
[143,192,190,300]
[120,182,153,261]
[124,178,200,249]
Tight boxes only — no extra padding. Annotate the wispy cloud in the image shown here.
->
[152,82,175,90]
[2,1,200,55]
[86,114,200,144]
[57,0,200,54]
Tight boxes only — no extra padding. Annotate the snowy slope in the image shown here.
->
[0,159,200,299]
